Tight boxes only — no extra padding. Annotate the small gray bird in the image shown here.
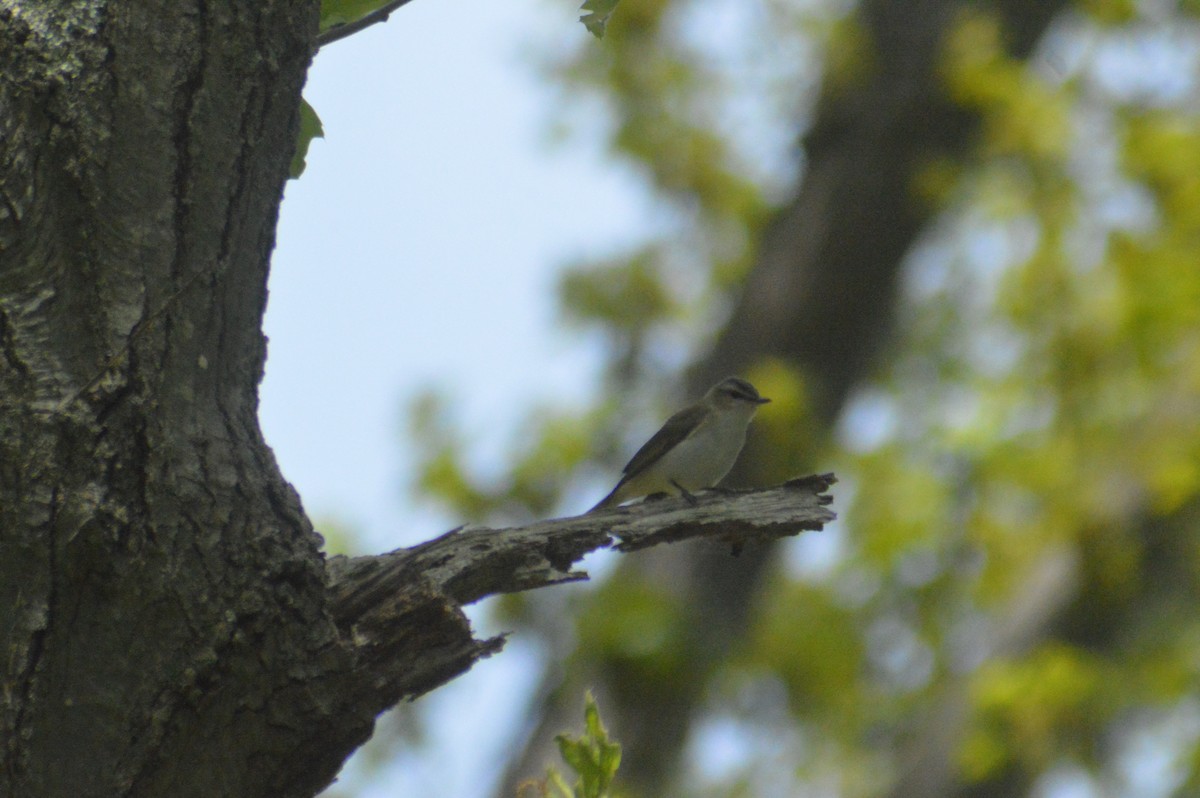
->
[588,377,770,513]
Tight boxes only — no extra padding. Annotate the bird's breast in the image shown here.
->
[652,410,753,490]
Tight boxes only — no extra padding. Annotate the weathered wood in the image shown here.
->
[324,475,837,711]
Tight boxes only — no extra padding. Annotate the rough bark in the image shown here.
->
[0,3,841,797]
[0,2,352,795]
[325,475,837,716]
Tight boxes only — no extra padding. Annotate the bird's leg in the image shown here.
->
[671,480,699,506]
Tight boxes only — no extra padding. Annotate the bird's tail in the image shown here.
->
[586,480,627,514]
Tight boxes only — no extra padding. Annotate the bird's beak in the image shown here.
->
[756,396,771,405]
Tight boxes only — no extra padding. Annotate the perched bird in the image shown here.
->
[588,377,770,513]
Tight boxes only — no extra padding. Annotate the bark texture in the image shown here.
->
[0,2,359,795]
[325,475,837,716]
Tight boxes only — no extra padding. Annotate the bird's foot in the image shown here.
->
[671,481,699,506]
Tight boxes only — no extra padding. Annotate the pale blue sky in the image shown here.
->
[265,0,649,553]
[262,0,649,794]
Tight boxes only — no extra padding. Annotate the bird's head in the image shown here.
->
[707,377,770,411]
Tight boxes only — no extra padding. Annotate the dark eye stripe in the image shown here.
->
[728,380,757,398]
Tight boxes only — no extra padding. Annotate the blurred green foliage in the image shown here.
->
[401,0,1200,795]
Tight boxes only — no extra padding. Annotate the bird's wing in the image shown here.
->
[587,403,708,513]
[619,403,707,480]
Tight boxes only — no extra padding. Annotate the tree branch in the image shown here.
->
[315,0,416,50]
[324,474,836,708]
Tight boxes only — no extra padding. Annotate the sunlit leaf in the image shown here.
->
[289,97,324,179]
[552,693,621,798]
[320,0,390,31]
[579,0,621,39]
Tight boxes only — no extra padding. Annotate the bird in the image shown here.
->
[588,376,770,513]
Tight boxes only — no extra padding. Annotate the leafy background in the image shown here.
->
[266,0,1200,796]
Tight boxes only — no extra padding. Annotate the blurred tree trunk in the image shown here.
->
[499,0,1069,794]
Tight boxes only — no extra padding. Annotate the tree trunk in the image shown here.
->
[0,3,362,795]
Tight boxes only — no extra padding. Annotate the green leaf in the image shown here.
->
[319,0,389,32]
[547,769,575,798]
[289,97,324,180]
[579,0,620,39]
[551,692,621,798]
